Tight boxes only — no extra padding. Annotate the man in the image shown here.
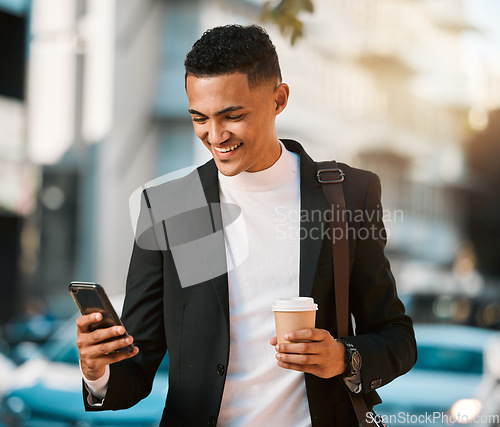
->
[76,24,416,426]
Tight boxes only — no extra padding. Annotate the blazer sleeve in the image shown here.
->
[346,172,417,394]
[84,195,167,411]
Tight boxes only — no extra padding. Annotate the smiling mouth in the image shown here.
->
[213,142,242,153]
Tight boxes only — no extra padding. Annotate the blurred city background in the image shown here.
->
[1,0,500,425]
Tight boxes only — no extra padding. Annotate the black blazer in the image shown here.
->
[84,139,416,426]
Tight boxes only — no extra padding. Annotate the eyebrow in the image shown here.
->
[188,106,244,117]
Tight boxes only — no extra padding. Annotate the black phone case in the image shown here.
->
[69,282,134,353]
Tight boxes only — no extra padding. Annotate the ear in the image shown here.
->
[274,83,290,115]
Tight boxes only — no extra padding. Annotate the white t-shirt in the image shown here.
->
[217,142,311,426]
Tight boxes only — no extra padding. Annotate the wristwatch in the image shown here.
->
[336,338,362,377]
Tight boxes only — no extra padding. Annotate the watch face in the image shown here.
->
[352,351,362,372]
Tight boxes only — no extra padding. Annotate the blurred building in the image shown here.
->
[3,0,498,314]
[0,0,32,321]
[275,0,477,292]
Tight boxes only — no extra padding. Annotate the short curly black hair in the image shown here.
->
[184,24,282,88]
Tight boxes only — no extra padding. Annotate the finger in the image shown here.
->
[276,351,318,366]
[103,345,140,362]
[76,312,103,332]
[86,335,136,357]
[269,336,278,346]
[284,328,330,343]
[275,342,317,355]
[89,326,128,345]
[77,326,127,353]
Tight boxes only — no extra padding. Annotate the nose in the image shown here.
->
[207,121,230,146]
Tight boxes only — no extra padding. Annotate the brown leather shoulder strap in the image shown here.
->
[316,161,373,427]
[316,161,349,338]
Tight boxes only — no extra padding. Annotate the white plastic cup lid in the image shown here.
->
[272,297,318,312]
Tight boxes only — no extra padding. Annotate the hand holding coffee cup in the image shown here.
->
[272,297,318,344]
[270,298,346,378]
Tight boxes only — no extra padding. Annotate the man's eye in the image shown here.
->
[192,117,207,123]
[227,114,244,121]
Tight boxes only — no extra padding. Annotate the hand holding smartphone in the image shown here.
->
[69,281,135,353]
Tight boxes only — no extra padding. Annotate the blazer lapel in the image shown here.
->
[198,160,230,326]
[282,140,327,298]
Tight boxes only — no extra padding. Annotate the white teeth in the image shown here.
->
[214,143,241,153]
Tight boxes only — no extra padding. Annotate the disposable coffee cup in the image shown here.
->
[272,297,318,344]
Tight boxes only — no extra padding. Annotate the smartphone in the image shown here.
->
[68,281,134,353]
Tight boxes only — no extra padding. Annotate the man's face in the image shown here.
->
[186,72,288,176]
